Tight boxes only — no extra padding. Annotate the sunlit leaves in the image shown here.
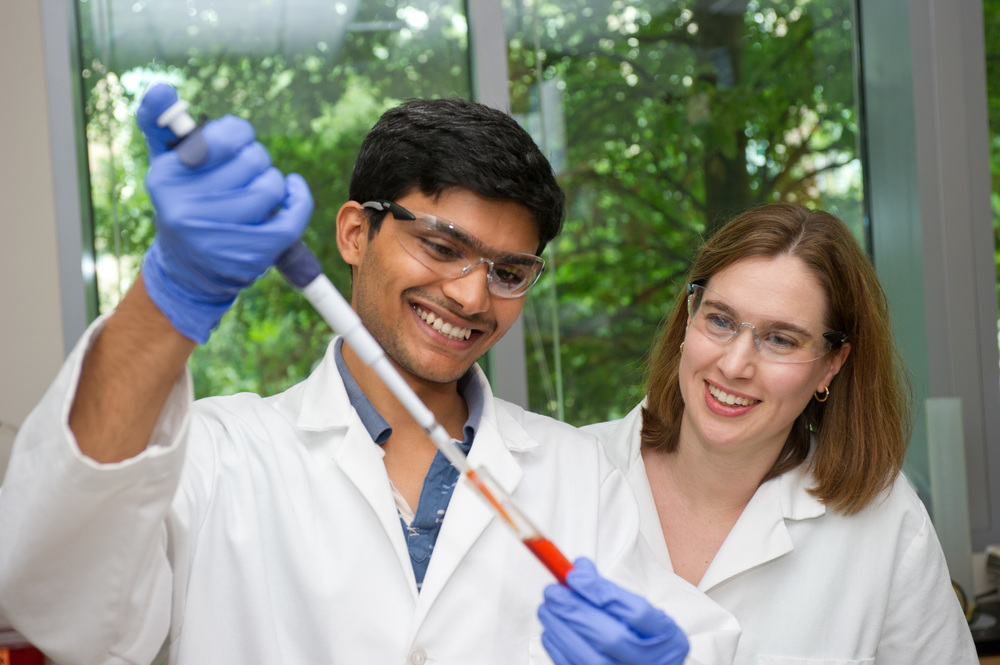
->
[84,0,470,399]
[509,0,863,423]
[83,0,867,417]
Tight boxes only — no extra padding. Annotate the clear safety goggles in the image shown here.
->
[362,200,545,298]
[686,283,848,364]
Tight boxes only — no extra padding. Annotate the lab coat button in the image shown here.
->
[408,648,428,665]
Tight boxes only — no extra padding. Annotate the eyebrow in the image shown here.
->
[423,217,481,249]
[421,215,539,266]
[763,319,813,338]
[702,297,737,318]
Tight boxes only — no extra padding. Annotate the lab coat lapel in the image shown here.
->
[333,420,418,598]
[412,383,526,627]
[612,405,674,571]
[699,464,823,592]
[281,337,419,599]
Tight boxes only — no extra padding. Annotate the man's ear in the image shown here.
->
[336,202,368,268]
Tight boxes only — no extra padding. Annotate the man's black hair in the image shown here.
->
[348,98,565,255]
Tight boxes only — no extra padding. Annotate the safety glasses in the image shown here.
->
[686,283,848,363]
[362,200,545,298]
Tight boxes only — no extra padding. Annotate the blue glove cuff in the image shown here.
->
[142,245,236,344]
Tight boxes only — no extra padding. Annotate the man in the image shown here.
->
[0,84,738,664]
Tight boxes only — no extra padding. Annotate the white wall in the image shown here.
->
[0,0,67,480]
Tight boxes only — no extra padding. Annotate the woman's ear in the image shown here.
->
[336,202,368,268]
[820,342,851,391]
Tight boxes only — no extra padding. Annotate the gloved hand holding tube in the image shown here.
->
[539,558,690,665]
[135,83,313,343]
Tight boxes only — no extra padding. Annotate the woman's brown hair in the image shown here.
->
[640,203,911,514]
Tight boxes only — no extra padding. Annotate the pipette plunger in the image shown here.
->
[156,99,208,167]
[157,99,197,137]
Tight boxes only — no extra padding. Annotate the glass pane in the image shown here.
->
[78,0,471,398]
[987,0,1000,369]
[506,0,866,424]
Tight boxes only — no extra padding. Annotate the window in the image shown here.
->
[505,0,866,424]
[80,0,472,397]
[79,0,866,423]
[987,0,1000,350]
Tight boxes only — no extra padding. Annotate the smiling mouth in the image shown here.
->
[415,306,473,341]
[708,383,758,407]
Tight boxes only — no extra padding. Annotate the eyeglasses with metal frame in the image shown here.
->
[686,283,848,364]
[361,200,546,298]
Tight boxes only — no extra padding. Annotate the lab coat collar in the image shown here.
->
[609,403,826,593]
[286,336,356,431]
[274,336,533,617]
[698,466,826,591]
[290,337,499,439]
[699,457,824,592]
[280,334,533,470]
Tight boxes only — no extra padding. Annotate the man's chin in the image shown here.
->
[395,353,479,386]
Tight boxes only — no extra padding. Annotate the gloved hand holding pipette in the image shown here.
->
[135,83,313,343]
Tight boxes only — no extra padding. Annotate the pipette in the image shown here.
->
[157,97,575,584]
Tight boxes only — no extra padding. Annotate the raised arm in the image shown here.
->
[0,85,313,665]
[70,84,313,463]
[70,278,195,462]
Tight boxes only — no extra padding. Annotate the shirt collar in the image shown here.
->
[334,338,482,449]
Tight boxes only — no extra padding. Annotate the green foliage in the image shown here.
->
[82,0,471,399]
[508,0,864,423]
[986,0,1000,310]
[83,0,865,420]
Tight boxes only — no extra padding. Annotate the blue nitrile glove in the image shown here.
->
[538,558,690,665]
[135,83,313,343]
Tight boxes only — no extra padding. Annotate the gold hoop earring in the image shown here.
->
[814,386,830,402]
[679,341,685,353]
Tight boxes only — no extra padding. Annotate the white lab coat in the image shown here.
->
[0,320,739,665]
[586,403,979,665]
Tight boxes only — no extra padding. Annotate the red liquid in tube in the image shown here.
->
[523,536,574,584]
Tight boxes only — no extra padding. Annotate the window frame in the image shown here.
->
[860,0,1000,563]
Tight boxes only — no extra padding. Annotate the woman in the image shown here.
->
[587,203,977,663]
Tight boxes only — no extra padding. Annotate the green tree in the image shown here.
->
[81,0,471,399]
[508,0,863,423]
[82,0,864,422]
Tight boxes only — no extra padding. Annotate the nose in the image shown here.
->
[718,325,758,377]
[441,260,492,314]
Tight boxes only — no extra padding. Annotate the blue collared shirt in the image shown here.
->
[334,338,484,590]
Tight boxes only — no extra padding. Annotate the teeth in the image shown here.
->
[708,384,755,407]
[417,308,472,341]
